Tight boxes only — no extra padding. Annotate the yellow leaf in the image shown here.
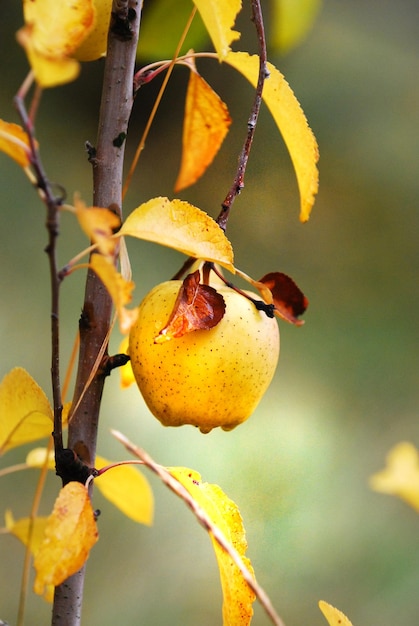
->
[17,0,95,87]
[119,235,132,282]
[73,0,113,62]
[90,255,138,334]
[21,0,95,57]
[119,337,135,388]
[175,68,232,192]
[0,120,32,168]
[224,51,319,222]
[6,510,55,602]
[95,456,154,525]
[271,0,322,54]
[33,482,99,597]
[61,401,71,428]
[193,0,242,60]
[119,197,234,272]
[6,510,49,556]
[26,447,55,470]
[370,442,419,512]
[319,600,354,626]
[74,195,121,256]
[16,33,81,88]
[0,367,53,455]
[24,448,154,524]
[169,467,255,625]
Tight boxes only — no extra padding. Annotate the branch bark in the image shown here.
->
[51,2,142,624]
[216,0,268,232]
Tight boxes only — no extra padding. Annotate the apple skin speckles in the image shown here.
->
[129,280,280,433]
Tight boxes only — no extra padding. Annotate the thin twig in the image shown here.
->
[13,73,65,626]
[111,429,287,626]
[216,0,269,231]
[14,80,64,455]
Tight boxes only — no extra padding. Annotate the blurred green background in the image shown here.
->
[1,1,419,624]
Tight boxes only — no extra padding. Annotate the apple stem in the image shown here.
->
[208,263,275,318]
[171,256,197,280]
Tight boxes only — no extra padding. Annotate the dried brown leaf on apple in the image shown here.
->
[259,271,308,325]
[156,270,226,342]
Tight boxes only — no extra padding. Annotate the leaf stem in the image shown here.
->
[16,437,53,626]
[208,262,275,318]
[216,0,268,231]
[122,6,197,199]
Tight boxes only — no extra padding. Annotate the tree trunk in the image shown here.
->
[51,3,142,624]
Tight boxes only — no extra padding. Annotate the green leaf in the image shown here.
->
[224,51,319,221]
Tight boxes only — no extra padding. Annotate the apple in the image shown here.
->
[74,0,112,62]
[129,280,280,433]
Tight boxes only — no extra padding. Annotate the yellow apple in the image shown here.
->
[129,280,280,433]
[74,0,112,62]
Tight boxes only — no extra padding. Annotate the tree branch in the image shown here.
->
[52,2,142,624]
[14,80,64,455]
[111,429,287,626]
[216,0,268,231]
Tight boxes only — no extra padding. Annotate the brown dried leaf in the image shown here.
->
[259,272,308,325]
[156,270,226,342]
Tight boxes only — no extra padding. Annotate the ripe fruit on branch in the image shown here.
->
[129,278,280,433]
